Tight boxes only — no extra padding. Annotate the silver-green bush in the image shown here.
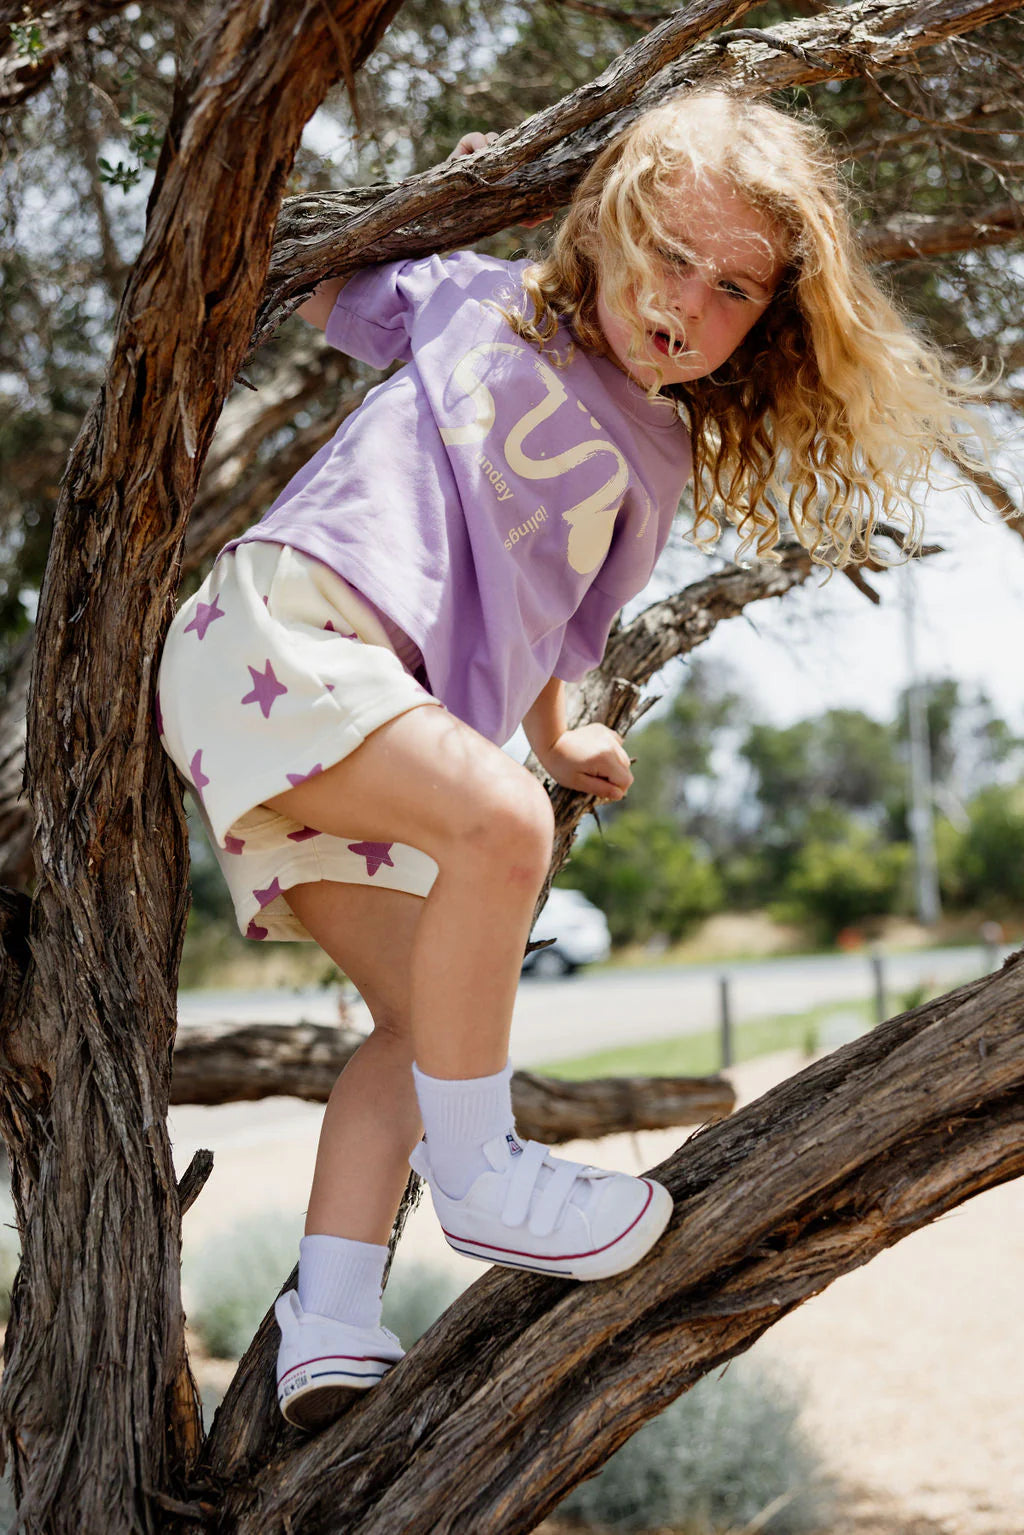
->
[380,1259,467,1346]
[0,1187,20,1326]
[184,1211,303,1359]
[559,1357,834,1534]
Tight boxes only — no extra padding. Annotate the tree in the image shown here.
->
[1,2,1023,1532]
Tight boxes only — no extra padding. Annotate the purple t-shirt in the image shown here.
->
[229,252,691,744]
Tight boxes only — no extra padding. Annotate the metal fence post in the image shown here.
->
[870,950,887,1025]
[719,974,733,1068]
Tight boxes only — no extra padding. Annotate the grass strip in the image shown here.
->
[534,997,878,1081]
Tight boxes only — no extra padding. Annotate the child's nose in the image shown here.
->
[675,276,708,321]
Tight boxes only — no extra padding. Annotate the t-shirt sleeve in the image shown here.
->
[553,582,623,682]
[323,251,490,367]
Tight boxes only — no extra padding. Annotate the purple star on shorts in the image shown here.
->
[287,826,322,842]
[286,764,324,787]
[224,834,245,855]
[253,876,283,910]
[324,620,357,638]
[348,841,395,877]
[184,595,225,641]
[189,750,209,798]
[246,919,268,941]
[241,660,288,719]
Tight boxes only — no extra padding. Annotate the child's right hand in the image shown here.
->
[445,132,547,228]
[447,132,499,160]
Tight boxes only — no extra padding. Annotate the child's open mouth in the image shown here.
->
[652,330,682,356]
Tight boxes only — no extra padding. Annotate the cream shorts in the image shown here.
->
[157,542,440,942]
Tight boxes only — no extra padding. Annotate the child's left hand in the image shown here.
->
[536,725,634,802]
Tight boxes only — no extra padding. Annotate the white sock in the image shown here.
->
[412,1060,515,1198]
[298,1233,388,1329]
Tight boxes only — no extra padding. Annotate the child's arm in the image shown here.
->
[296,277,347,331]
[523,678,633,802]
[297,132,500,332]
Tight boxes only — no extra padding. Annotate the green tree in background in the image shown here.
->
[559,811,722,946]
[570,666,1024,945]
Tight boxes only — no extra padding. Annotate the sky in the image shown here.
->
[625,473,1024,734]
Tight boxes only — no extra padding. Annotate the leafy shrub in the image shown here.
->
[184,1211,304,1358]
[950,784,1024,910]
[561,811,723,946]
[559,1358,834,1534]
[775,825,909,942]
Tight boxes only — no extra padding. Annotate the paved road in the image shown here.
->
[177,942,1010,1069]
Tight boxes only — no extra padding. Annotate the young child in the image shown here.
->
[158,89,983,1430]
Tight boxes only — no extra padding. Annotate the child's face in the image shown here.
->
[596,168,786,387]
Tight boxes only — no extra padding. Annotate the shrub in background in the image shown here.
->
[952,784,1024,910]
[381,1260,468,1345]
[775,824,909,943]
[184,1210,304,1358]
[0,1186,20,1325]
[561,811,723,946]
[559,1358,834,1534]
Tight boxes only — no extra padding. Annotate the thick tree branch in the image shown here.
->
[169,1020,734,1132]
[0,1,133,109]
[256,0,1024,338]
[860,200,1024,261]
[201,952,1024,1533]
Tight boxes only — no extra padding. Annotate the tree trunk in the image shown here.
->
[169,1021,735,1133]
[0,3,405,1530]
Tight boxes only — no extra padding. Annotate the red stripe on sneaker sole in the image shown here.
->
[439,1179,658,1262]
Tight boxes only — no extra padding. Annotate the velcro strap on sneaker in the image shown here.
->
[500,1140,549,1228]
[529,1156,586,1237]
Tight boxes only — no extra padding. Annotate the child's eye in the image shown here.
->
[720,282,752,302]
[656,248,692,269]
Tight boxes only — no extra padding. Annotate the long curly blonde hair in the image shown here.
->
[509,89,990,566]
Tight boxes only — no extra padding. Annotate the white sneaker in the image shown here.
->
[409,1132,673,1282]
[274,1289,404,1430]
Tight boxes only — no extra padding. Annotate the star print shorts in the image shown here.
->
[157,541,441,943]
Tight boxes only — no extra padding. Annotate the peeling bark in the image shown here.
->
[3,0,1023,1526]
[258,0,1024,334]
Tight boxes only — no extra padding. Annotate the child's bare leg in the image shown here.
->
[264,704,553,1081]
[282,879,425,1245]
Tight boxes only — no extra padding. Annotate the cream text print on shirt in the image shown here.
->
[439,342,630,575]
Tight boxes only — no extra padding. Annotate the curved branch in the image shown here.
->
[2,1,407,1529]
[860,200,1024,261]
[207,952,1024,1533]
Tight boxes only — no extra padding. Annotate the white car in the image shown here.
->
[521,887,611,978]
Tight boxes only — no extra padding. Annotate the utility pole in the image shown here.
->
[903,563,942,926]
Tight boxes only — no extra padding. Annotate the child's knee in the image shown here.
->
[459,768,554,887]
